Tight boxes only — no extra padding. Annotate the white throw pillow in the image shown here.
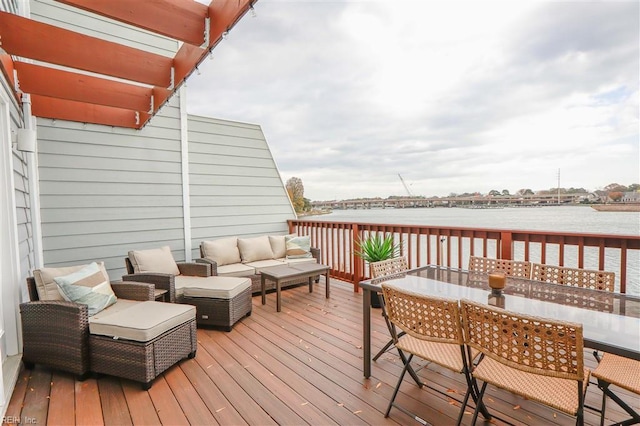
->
[54,262,117,316]
[128,246,180,275]
[201,237,241,266]
[268,235,287,259]
[238,236,275,263]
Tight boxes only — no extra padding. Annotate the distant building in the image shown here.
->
[621,191,640,203]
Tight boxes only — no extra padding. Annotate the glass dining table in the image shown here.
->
[358,265,640,378]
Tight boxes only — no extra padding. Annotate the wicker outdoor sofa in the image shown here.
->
[20,267,197,390]
[197,235,321,294]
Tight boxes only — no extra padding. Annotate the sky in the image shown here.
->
[186,0,639,201]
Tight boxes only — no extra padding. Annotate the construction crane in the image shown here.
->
[398,173,414,197]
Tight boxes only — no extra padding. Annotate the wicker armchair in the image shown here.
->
[460,299,590,425]
[592,353,640,425]
[468,256,531,278]
[124,247,252,330]
[381,285,487,425]
[123,257,211,303]
[20,277,154,379]
[531,263,615,292]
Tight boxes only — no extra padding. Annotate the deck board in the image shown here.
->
[48,372,75,425]
[21,367,51,424]
[99,376,133,425]
[121,380,162,425]
[5,279,639,425]
[75,378,104,425]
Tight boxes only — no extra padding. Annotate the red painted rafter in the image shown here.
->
[0,0,256,129]
[55,0,208,46]
[0,11,172,87]
[30,94,150,128]
[174,0,254,84]
[15,62,153,112]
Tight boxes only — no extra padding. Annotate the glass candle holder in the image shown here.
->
[488,271,507,295]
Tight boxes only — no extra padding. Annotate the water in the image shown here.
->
[310,205,639,236]
[307,205,640,294]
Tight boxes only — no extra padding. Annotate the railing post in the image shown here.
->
[287,220,295,234]
[352,223,361,292]
[500,231,513,260]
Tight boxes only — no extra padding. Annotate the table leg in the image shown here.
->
[309,276,313,293]
[261,275,266,305]
[325,272,330,298]
[363,288,371,378]
[276,280,282,312]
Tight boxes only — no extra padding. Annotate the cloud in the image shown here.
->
[187,0,639,201]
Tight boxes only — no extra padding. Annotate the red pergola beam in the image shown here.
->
[55,0,208,46]
[0,0,257,129]
[0,11,172,87]
[15,62,153,112]
[30,94,150,129]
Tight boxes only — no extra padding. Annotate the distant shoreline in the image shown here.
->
[591,204,640,212]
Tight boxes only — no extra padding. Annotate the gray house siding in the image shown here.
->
[37,110,296,278]
[36,98,185,280]
[188,115,296,259]
[13,149,34,287]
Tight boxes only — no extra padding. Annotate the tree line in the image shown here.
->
[287,178,639,211]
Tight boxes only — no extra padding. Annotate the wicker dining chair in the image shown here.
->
[460,299,590,425]
[381,285,487,425]
[468,256,531,278]
[531,263,616,292]
[592,353,640,426]
[369,258,408,358]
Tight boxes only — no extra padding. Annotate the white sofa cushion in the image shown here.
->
[128,246,180,275]
[238,236,274,263]
[89,301,195,342]
[54,262,117,315]
[178,276,251,299]
[216,263,256,278]
[33,261,110,301]
[202,237,241,266]
[246,259,287,273]
[268,235,289,259]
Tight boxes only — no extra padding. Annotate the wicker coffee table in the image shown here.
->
[260,263,330,312]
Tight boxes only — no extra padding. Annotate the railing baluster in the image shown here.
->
[289,219,639,294]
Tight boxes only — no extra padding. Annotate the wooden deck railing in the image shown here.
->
[288,219,640,294]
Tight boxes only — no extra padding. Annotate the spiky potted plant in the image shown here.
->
[355,233,401,307]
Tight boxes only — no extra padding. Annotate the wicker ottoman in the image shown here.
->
[177,276,252,330]
[89,300,197,389]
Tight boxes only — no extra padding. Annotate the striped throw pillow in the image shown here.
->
[285,235,312,259]
[54,262,117,316]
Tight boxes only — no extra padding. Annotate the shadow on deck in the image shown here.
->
[5,278,638,425]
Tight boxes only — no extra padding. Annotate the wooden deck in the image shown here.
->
[4,279,639,425]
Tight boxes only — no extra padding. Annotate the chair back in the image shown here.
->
[26,277,40,302]
[460,299,584,381]
[468,256,531,278]
[124,257,135,274]
[382,284,464,345]
[370,257,408,279]
[531,263,615,292]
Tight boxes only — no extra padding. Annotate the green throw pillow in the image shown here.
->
[285,235,312,259]
[54,262,117,316]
